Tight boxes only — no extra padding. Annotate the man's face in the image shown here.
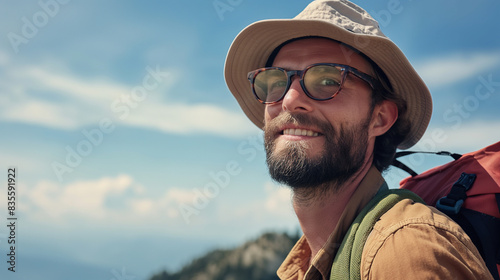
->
[264,38,378,190]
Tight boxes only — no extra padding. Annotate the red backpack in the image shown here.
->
[397,141,500,279]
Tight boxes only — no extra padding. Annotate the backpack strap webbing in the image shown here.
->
[391,158,418,177]
[435,172,500,279]
[392,150,463,177]
[330,188,424,280]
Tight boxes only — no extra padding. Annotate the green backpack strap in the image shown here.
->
[330,187,424,280]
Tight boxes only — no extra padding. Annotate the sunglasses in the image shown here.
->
[247,63,381,104]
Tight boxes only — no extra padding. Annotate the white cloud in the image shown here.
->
[126,102,258,137]
[264,182,293,215]
[19,174,299,240]
[26,174,139,220]
[164,188,200,205]
[413,120,500,153]
[22,174,207,227]
[415,50,500,88]
[3,99,84,129]
[213,182,296,229]
[0,58,257,138]
[22,65,128,102]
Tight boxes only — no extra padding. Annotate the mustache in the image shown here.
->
[264,112,333,137]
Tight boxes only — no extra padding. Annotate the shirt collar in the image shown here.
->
[277,165,386,280]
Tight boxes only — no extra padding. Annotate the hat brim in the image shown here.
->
[224,19,432,149]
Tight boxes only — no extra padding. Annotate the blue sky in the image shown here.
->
[0,0,499,279]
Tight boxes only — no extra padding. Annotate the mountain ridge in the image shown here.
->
[149,231,300,280]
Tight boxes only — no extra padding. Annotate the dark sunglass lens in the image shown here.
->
[304,65,342,100]
[253,69,287,103]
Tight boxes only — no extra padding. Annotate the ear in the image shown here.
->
[370,100,398,137]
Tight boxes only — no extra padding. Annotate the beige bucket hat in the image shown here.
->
[224,0,432,149]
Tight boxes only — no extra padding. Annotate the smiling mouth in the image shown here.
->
[282,128,320,137]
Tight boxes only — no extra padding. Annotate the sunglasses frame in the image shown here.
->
[247,63,381,104]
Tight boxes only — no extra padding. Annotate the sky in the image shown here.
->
[0,0,499,279]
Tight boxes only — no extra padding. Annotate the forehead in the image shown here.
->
[272,38,374,75]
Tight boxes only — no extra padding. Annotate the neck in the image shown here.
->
[292,160,373,261]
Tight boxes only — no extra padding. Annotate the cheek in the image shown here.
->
[330,88,372,114]
[319,97,373,127]
[264,104,281,123]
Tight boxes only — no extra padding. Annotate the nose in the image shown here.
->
[281,77,313,113]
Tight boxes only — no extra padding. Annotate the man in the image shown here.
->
[224,0,493,279]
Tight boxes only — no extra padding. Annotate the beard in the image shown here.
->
[264,112,371,193]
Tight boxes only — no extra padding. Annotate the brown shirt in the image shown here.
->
[277,166,493,280]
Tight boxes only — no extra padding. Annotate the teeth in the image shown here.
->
[283,128,319,137]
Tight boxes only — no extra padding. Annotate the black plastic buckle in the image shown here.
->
[436,173,476,215]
